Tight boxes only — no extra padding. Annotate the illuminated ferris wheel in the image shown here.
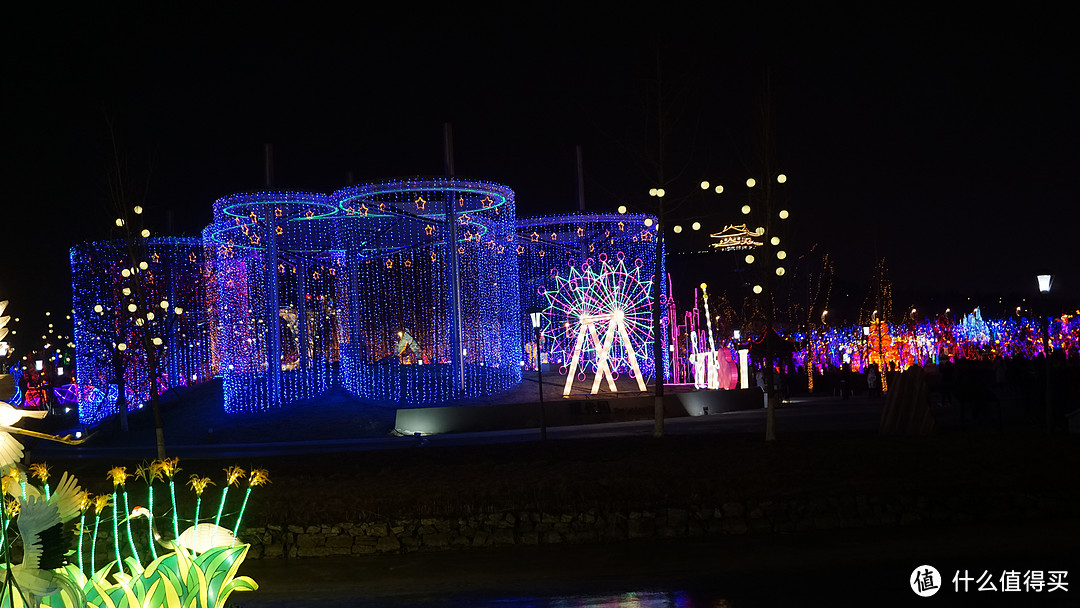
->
[544,254,654,394]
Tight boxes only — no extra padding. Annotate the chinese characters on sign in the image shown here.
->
[951,570,1068,593]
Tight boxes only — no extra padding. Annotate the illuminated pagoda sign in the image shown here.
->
[708,224,764,251]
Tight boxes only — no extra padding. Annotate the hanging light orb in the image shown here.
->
[691,221,701,231]
[753,285,763,294]
[745,254,755,264]
[746,178,756,188]
[777,174,787,184]
[741,205,751,215]
[700,180,710,190]
[779,209,790,219]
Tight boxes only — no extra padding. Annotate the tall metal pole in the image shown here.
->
[444,124,464,393]
[651,56,666,439]
[652,197,665,438]
[536,325,547,440]
[1043,296,1053,434]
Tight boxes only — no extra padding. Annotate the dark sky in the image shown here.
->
[3,4,1076,351]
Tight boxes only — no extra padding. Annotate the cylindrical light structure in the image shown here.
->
[333,177,521,403]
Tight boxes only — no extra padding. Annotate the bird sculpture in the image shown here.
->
[8,471,84,605]
[0,401,48,468]
[129,506,238,555]
[0,400,88,471]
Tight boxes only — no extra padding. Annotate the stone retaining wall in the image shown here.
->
[237,491,1078,559]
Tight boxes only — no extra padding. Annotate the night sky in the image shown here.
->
[4,4,1076,354]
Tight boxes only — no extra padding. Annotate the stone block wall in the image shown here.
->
[236,490,1078,559]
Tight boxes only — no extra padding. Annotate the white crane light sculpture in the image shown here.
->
[129,506,238,555]
[0,401,87,470]
[8,472,85,605]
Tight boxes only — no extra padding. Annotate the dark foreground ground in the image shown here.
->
[236,518,1080,607]
[20,379,1080,606]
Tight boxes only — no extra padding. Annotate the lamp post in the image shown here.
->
[1037,273,1053,433]
[527,307,547,440]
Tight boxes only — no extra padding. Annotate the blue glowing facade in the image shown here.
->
[71,238,213,426]
[201,178,521,414]
[72,183,673,426]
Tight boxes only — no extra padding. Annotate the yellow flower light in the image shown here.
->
[224,465,246,487]
[187,475,215,496]
[159,457,181,479]
[107,466,129,487]
[79,492,94,513]
[5,497,19,518]
[29,462,51,483]
[94,494,112,514]
[248,469,271,488]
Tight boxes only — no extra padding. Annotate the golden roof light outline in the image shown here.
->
[709,224,764,250]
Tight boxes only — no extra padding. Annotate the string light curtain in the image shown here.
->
[70,238,211,425]
[334,178,521,404]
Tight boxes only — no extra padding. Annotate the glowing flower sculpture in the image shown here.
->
[214,466,246,533]
[135,460,165,560]
[188,474,215,550]
[76,492,93,574]
[234,469,270,540]
[106,465,141,571]
[545,254,655,394]
[29,462,51,499]
[160,457,183,542]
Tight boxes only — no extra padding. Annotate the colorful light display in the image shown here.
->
[203,179,521,412]
[334,178,521,404]
[789,308,1078,375]
[516,213,665,389]
[71,239,212,426]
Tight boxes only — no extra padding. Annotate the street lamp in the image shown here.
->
[527,306,547,440]
[1037,273,1053,433]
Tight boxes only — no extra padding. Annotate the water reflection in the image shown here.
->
[480,591,734,608]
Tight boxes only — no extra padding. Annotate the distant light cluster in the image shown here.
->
[790,307,1078,375]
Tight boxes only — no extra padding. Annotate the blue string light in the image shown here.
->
[70,238,211,426]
